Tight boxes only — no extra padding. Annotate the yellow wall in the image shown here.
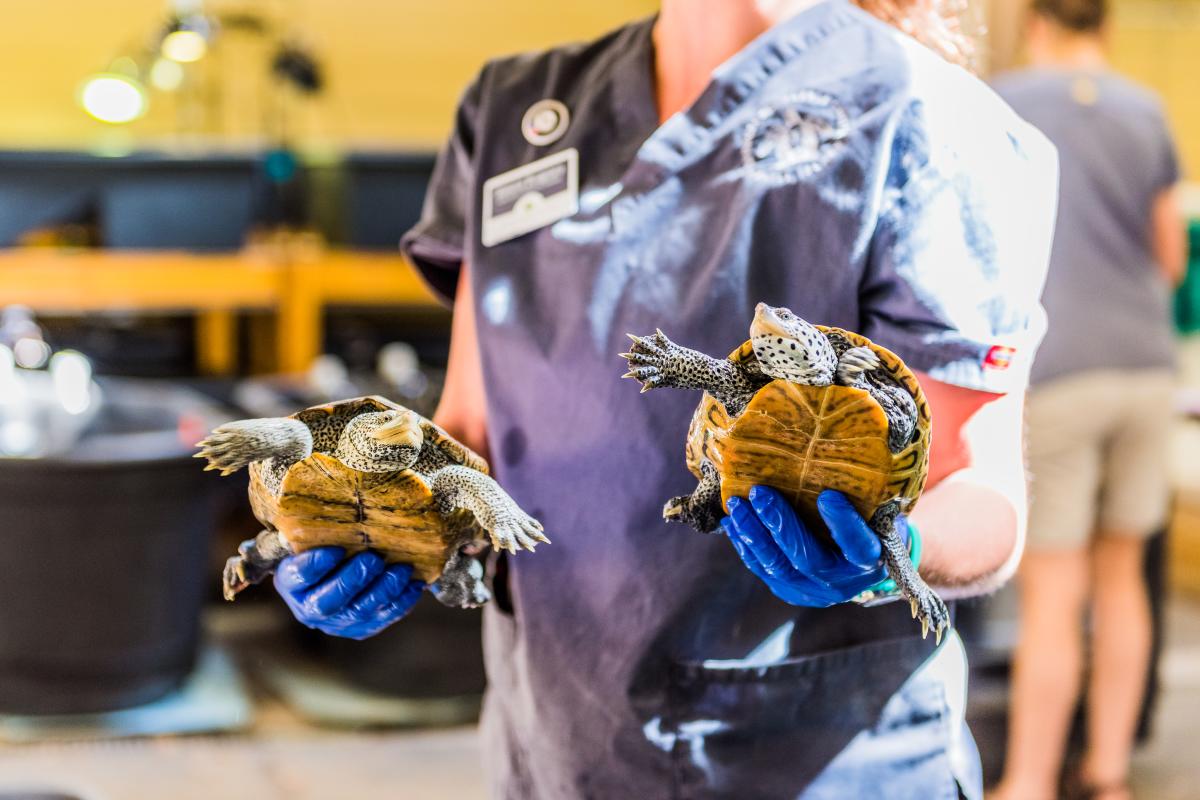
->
[0,0,1193,174]
[1109,0,1200,179]
[987,0,1198,179]
[0,0,657,151]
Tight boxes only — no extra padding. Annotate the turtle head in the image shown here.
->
[337,410,424,472]
[369,409,423,451]
[750,303,836,385]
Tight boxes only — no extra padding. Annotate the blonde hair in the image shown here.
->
[853,0,977,68]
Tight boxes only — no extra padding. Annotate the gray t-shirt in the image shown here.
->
[993,68,1180,384]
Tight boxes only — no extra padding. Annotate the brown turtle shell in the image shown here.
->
[247,396,483,584]
[685,327,932,530]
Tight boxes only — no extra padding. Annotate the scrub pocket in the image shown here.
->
[664,635,960,800]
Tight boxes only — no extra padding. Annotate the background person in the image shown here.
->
[991,1,1187,797]
[272,0,1058,796]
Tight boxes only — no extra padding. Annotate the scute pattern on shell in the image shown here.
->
[248,395,487,584]
[686,328,931,534]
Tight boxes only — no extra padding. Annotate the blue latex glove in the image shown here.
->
[722,486,907,608]
[274,547,425,640]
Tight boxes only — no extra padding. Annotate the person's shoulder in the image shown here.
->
[1095,72,1169,120]
[989,67,1060,103]
[797,5,1051,156]
[472,16,652,100]
[849,19,1057,183]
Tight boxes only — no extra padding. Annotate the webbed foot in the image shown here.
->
[487,509,549,555]
[197,429,258,476]
[620,329,688,393]
[195,418,313,475]
[873,503,951,644]
[222,530,292,600]
[431,552,491,609]
[662,461,723,534]
[908,585,951,645]
[222,555,266,600]
[430,465,549,556]
[663,494,721,533]
[835,346,881,386]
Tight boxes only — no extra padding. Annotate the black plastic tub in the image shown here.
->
[306,598,486,701]
[0,381,225,715]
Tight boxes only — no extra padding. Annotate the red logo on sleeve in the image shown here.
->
[984,345,1016,370]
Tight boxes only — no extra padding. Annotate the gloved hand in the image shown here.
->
[274,547,425,640]
[721,486,908,608]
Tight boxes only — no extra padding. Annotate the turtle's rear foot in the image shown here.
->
[663,460,722,533]
[873,504,950,643]
[907,583,950,643]
[223,556,267,600]
[431,551,490,609]
[223,530,292,600]
[663,494,721,533]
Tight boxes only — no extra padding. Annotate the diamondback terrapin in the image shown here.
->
[621,303,948,640]
[196,396,546,609]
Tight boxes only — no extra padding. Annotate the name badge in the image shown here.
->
[481,148,578,247]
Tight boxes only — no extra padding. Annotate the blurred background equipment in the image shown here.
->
[0,319,233,721]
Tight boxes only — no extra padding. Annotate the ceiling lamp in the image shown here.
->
[161,29,207,63]
[78,73,148,124]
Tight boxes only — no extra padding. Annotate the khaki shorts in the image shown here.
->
[1026,368,1174,550]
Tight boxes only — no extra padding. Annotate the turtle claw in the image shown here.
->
[196,428,258,474]
[907,589,951,644]
[221,555,267,601]
[621,331,686,394]
[487,511,546,555]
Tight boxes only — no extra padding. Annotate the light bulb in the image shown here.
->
[162,30,207,63]
[79,74,148,124]
[149,57,185,91]
[13,338,51,369]
[51,350,93,416]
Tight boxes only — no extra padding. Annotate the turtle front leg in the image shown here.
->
[431,550,491,609]
[223,529,293,600]
[196,418,313,475]
[430,466,548,555]
[835,347,917,453]
[663,459,723,533]
[621,329,762,415]
[871,502,950,643]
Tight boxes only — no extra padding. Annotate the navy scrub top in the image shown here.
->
[402,2,1057,798]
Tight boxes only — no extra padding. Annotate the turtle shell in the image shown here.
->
[247,396,484,584]
[685,327,931,530]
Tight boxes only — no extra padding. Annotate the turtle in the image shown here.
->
[195,396,547,609]
[620,303,949,641]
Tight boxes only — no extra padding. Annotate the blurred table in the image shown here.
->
[0,241,440,375]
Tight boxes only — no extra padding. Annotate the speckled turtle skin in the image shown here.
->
[622,306,949,641]
[196,396,546,609]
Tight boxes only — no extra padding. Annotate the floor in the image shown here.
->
[1130,596,1200,800]
[0,598,1197,800]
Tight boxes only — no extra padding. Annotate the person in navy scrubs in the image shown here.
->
[271,1,1059,797]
